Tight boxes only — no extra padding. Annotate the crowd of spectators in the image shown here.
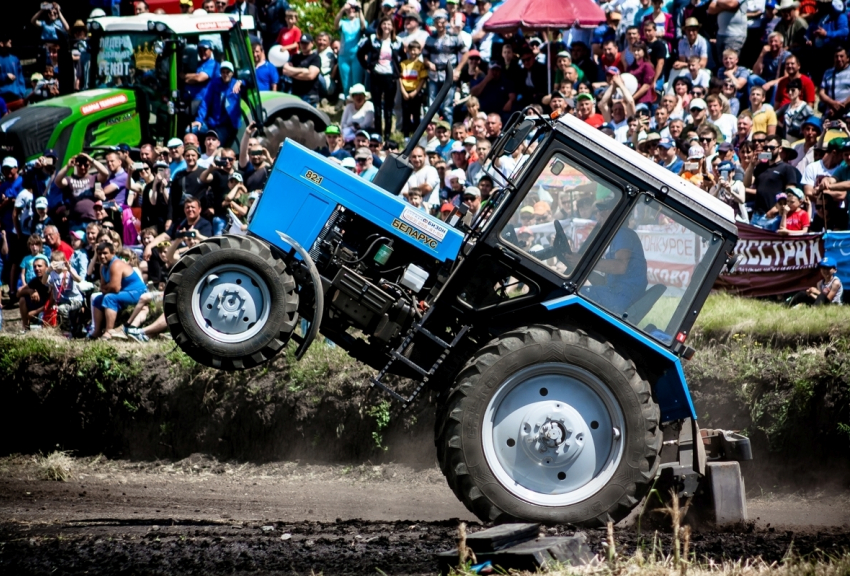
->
[5,0,850,332]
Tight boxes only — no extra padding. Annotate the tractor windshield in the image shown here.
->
[95,33,167,90]
[580,195,723,345]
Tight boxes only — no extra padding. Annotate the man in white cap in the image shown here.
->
[340,156,357,172]
[191,61,243,148]
[166,138,186,177]
[461,185,481,224]
[1,157,23,238]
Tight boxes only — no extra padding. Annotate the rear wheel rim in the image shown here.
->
[190,263,272,344]
[482,363,625,507]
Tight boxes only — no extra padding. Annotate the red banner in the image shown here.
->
[715,223,823,297]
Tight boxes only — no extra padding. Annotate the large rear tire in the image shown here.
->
[260,115,326,153]
[435,325,661,525]
[163,235,299,370]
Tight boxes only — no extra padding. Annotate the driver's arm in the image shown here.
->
[592,248,632,275]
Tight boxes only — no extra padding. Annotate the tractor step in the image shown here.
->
[369,306,469,407]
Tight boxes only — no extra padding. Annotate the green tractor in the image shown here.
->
[0,13,329,165]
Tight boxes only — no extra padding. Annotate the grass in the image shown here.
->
[693,292,850,344]
[37,450,74,481]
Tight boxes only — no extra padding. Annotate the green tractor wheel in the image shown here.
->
[260,114,326,153]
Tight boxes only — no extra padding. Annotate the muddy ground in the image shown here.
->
[1,457,849,575]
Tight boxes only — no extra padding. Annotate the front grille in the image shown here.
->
[0,105,72,163]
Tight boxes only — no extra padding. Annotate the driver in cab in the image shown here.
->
[533,195,647,316]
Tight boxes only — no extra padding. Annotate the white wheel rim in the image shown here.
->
[482,363,626,507]
[191,263,272,344]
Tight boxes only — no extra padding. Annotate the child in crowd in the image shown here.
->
[19,234,50,289]
[408,187,426,211]
[45,251,85,331]
[31,197,53,237]
[69,230,89,279]
[399,41,428,136]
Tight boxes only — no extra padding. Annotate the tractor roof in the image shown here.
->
[91,13,255,34]
[556,113,735,225]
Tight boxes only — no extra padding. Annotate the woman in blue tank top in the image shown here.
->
[91,241,147,339]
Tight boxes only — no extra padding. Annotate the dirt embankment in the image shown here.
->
[1,334,849,485]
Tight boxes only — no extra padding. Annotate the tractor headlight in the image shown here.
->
[147,20,155,30]
[155,22,168,32]
[88,20,102,32]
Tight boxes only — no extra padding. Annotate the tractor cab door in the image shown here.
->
[225,22,263,128]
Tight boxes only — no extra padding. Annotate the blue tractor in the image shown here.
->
[164,72,751,526]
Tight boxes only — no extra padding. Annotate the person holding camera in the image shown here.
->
[709,159,748,222]
[199,148,238,236]
[31,3,68,44]
[167,145,206,232]
[744,135,799,224]
[56,153,106,228]
[142,195,211,262]
[335,0,366,97]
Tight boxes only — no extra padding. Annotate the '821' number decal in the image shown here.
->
[303,169,324,186]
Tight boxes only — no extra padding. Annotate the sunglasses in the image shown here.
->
[463,196,477,201]
[764,145,778,151]
[699,137,714,143]
[752,139,767,145]
[355,157,368,163]
[250,150,264,156]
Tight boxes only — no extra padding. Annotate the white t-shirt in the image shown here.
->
[341,101,376,142]
[801,159,838,188]
[709,113,739,143]
[408,165,441,209]
[611,118,630,143]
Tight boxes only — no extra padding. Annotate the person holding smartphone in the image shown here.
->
[31,2,68,43]
[709,159,748,221]
[745,135,799,226]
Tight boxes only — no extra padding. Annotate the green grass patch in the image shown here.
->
[693,292,850,344]
[0,336,57,378]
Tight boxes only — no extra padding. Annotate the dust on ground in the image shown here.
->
[1,456,848,575]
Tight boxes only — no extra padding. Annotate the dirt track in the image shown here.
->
[1,457,848,575]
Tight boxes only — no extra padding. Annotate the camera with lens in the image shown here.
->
[214,157,229,168]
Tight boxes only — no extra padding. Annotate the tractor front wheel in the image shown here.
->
[163,235,299,370]
[435,325,661,525]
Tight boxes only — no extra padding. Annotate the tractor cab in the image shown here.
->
[451,112,738,358]
[87,13,263,142]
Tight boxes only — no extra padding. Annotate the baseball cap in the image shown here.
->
[556,50,571,59]
[657,138,674,149]
[435,120,450,131]
[718,142,733,152]
[464,186,481,198]
[463,136,477,145]
[440,202,454,213]
[198,40,213,50]
[349,83,367,96]
[528,37,543,45]
[404,11,422,22]
[300,33,314,43]
[827,137,847,152]
[606,66,620,76]
[595,194,618,211]
[354,147,371,159]
[180,0,193,5]
[205,129,220,140]
[167,138,183,148]
[533,201,551,215]
[44,149,58,159]
[370,133,382,143]
[786,186,804,199]
[689,98,707,111]
[229,172,243,182]
[355,129,370,139]
[575,93,594,103]
[451,142,466,154]
[35,197,48,209]
[31,72,43,81]
[184,144,200,155]
[325,125,341,136]
[433,9,448,20]
[717,160,735,172]
[467,49,481,59]
[520,206,535,216]
[154,160,169,170]
[382,0,396,5]
[775,192,788,201]
[1,157,18,169]
[687,145,705,159]
[820,257,838,269]
[220,61,235,72]
[69,230,85,242]
[116,143,131,152]
[341,157,357,169]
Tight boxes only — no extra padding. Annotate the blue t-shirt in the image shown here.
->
[435,139,456,162]
[255,61,279,92]
[0,175,23,233]
[186,57,219,101]
[170,159,187,179]
[661,157,683,174]
[583,226,647,314]
[38,19,65,42]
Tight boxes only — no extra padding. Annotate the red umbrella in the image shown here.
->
[483,0,606,92]
[482,0,605,33]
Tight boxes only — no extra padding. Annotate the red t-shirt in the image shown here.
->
[784,208,810,231]
[277,26,302,55]
[53,240,74,262]
[582,113,606,128]
[600,52,626,73]
[774,75,816,108]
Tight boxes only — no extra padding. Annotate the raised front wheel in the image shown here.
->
[436,325,661,525]
[163,235,299,370]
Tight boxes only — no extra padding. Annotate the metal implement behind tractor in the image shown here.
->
[163,69,751,526]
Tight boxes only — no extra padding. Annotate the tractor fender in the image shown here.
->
[260,94,330,131]
[540,295,696,422]
[274,230,324,361]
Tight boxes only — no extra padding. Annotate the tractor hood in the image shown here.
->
[36,89,136,115]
